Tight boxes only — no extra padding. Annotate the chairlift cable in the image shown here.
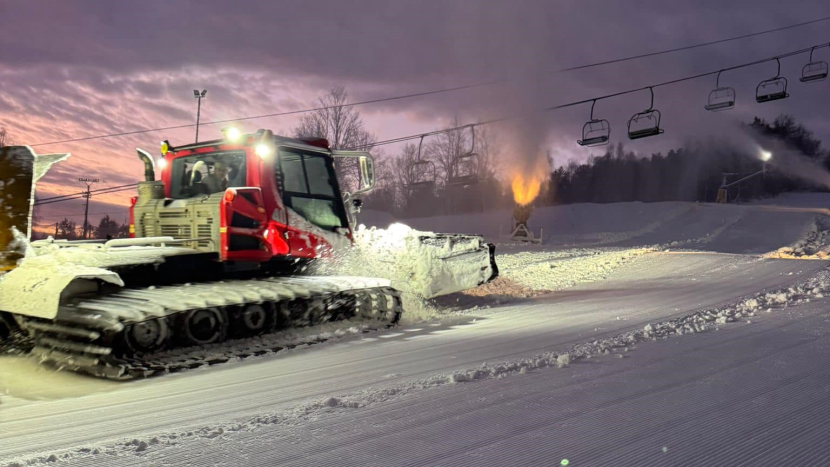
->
[560,15,830,71]
[348,41,830,150]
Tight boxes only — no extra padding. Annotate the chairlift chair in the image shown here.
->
[756,58,789,103]
[447,125,480,187]
[409,160,437,190]
[406,135,437,191]
[449,153,480,187]
[627,87,664,140]
[577,100,611,146]
[705,71,736,112]
[800,47,828,83]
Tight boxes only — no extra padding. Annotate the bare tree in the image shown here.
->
[361,149,400,213]
[293,86,375,150]
[0,128,11,147]
[473,125,500,180]
[293,86,378,194]
[393,143,422,189]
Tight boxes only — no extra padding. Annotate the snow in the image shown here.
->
[5,195,830,465]
[316,223,492,320]
[494,247,652,291]
[0,237,196,319]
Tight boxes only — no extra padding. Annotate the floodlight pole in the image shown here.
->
[79,177,99,239]
[194,89,207,143]
[717,163,768,203]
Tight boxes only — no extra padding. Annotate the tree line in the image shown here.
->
[293,88,829,218]
[8,88,829,230]
[33,215,129,240]
[547,115,828,206]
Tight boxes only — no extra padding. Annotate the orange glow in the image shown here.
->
[511,159,548,206]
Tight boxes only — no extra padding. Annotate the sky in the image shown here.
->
[1,0,829,229]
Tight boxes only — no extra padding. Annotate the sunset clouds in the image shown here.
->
[2,0,828,227]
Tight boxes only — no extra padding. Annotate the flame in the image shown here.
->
[511,174,541,206]
[511,160,548,206]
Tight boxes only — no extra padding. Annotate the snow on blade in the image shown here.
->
[322,222,491,299]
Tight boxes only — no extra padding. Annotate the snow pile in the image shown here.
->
[496,247,652,291]
[766,216,830,259]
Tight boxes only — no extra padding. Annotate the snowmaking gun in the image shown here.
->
[0,133,497,379]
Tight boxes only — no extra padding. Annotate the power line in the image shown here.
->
[34,184,138,206]
[35,209,127,220]
[561,15,830,71]
[29,81,502,147]
[26,15,830,148]
[35,183,138,204]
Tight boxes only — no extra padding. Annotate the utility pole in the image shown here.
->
[193,89,207,143]
[78,177,99,239]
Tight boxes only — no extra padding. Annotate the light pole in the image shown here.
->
[193,89,207,143]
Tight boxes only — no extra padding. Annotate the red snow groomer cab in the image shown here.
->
[131,129,371,267]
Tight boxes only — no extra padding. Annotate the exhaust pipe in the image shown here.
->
[135,148,164,205]
[136,149,155,181]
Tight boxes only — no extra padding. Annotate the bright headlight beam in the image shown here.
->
[225,127,241,142]
[255,143,271,159]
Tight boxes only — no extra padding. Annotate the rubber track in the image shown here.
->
[21,276,402,379]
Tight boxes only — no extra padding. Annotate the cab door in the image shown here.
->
[275,146,351,257]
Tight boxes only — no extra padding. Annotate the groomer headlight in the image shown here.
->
[222,126,241,142]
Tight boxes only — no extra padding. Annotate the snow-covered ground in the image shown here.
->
[4,194,830,466]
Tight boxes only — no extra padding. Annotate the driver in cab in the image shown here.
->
[203,160,229,193]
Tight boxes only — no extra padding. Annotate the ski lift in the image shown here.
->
[577,100,610,146]
[800,46,828,83]
[408,135,436,190]
[704,71,736,112]
[448,125,480,187]
[756,58,789,103]
[627,87,664,140]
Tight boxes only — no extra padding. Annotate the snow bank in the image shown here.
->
[766,216,830,259]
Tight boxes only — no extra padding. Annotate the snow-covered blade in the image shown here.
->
[349,224,497,298]
[0,146,69,271]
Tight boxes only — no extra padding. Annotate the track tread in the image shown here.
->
[22,276,401,379]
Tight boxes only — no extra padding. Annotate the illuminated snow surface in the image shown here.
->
[4,194,830,466]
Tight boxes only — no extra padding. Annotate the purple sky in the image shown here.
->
[2,0,829,229]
